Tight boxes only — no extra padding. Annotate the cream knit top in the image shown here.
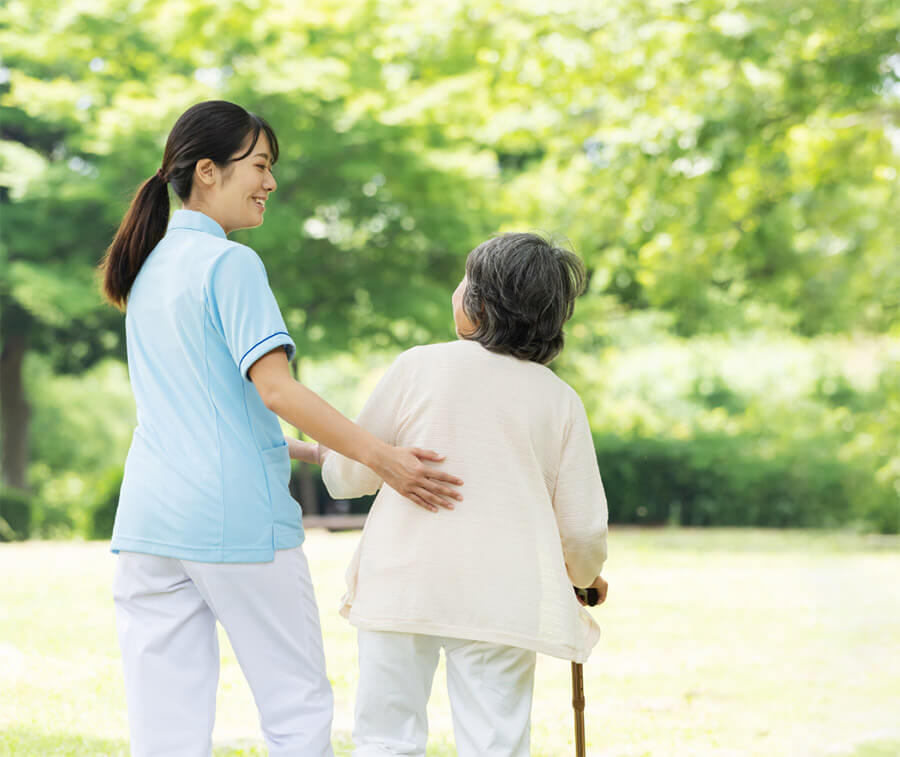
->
[321,339,609,663]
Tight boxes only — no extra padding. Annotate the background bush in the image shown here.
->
[88,467,124,540]
[26,333,900,536]
[595,433,878,529]
[0,488,33,541]
[564,332,900,533]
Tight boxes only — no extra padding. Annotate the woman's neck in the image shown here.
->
[181,200,231,234]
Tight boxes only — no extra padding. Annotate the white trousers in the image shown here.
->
[353,630,536,757]
[113,546,334,757]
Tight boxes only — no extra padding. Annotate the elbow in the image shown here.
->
[325,477,372,500]
[323,480,363,502]
[564,528,609,588]
[322,458,378,500]
[258,384,285,416]
[569,564,598,590]
[321,475,346,500]
[321,461,349,500]
[568,549,606,588]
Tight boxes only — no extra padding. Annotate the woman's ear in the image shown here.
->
[469,299,484,329]
[194,158,217,187]
[458,300,481,337]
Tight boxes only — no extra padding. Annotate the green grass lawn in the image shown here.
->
[2,528,899,756]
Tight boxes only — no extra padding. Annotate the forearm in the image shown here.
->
[270,380,389,472]
[286,437,320,464]
[250,348,461,513]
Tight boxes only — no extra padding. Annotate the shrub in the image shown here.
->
[594,432,882,529]
[88,467,124,540]
[0,488,33,540]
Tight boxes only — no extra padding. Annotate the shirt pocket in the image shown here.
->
[260,440,291,488]
[261,440,301,530]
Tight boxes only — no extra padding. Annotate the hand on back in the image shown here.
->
[375,446,463,513]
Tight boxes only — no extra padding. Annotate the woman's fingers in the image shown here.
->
[422,480,463,501]
[426,469,464,487]
[408,491,438,513]
[414,486,455,510]
[590,576,609,604]
[412,447,445,462]
[386,446,461,510]
[411,449,464,488]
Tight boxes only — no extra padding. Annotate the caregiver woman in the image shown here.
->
[100,100,462,757]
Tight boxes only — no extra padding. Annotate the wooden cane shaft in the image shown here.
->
[572,662,586,757]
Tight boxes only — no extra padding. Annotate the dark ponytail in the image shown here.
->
[100,100,279,309]
[101,173,170,308]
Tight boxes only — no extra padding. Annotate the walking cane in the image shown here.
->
[572,586,600,757]
[571,660,586,757]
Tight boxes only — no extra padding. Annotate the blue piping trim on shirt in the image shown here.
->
[239,332,291,369]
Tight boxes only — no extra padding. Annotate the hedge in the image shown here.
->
[0,488,33,540]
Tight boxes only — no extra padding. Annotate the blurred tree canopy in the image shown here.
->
[1,0,899,502]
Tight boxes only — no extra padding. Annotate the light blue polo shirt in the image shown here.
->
[111,209,303,562]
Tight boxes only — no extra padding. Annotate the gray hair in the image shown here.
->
[462,232,586,365]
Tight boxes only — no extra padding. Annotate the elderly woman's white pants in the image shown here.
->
[353,630,536,756]
[113,546,334,757]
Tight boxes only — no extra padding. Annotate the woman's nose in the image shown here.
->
[264,172,277,192]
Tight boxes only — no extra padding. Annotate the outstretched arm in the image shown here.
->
[250,349,462,512]
[286,437,320,464]
[320,352,416,500]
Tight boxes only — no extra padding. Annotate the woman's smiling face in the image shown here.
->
[187,131,277,234]
[218,132,277,233]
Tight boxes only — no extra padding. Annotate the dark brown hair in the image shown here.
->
[462,232,586,364]
[100,100,279,308]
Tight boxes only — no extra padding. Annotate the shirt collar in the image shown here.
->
[167,209,227,239]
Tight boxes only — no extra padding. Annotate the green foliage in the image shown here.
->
[28,357,135,475]
[4,0,899,347]
[1,0,495,364]
[88,466,123,540]
[561,332,900,532]
[0,488,32,540]
[16,320,900,536]
[3,0,898,531]
[21,357,133,537]
[595,432,865,528]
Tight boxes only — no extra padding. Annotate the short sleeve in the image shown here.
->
[206,246,296,379]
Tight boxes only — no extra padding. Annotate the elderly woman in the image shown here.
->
[312,232,609,756]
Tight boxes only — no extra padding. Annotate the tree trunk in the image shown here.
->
[1,329,30,491]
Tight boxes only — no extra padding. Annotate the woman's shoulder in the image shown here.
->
[198,242,268,291]
[208,241,263,267]
[398,340,577,391]
[396,339,488,368]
